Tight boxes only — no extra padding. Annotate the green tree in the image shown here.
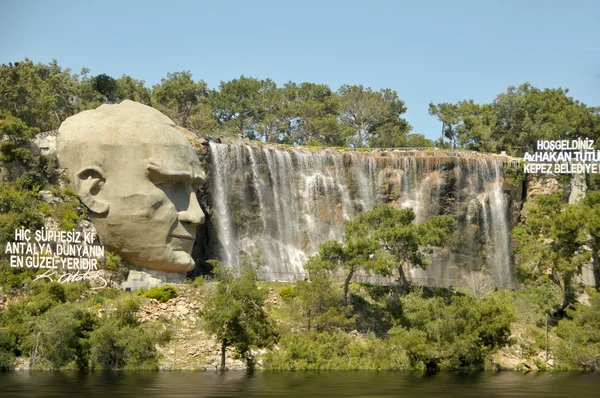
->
[89,322,157,370]
[201,263,277,371]
[28,304,97,370]
[316,238,386,305]
[152,71,208,128]
[0,59,81,131]
[211,76,263,138]
[92,73,117,103]
[554,289,600,370]
[429,83,600,154]
[114,75,152,104]
[283,82,343,146]
[0,116,39,167]
[295,258,354,331]
[88,297,157,370]
[343,204,455,287]
[339,85,410,148]
[512,193,589,316]
[390,291,514,371]
[428,102,458,149]
[581,191,600,287]
[403,133,435,148]
[257,79,290,143]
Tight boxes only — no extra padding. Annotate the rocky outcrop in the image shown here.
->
[136,286,246,371]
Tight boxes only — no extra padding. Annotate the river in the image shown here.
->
[2,371,599,397]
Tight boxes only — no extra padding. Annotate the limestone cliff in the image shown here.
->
[192,139,524,288]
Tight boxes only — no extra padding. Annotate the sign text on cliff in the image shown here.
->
[523,139,599,174]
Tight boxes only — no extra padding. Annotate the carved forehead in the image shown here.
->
[57,100,204,182]
[58,100,189,146]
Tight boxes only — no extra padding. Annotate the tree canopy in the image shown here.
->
[429,83,600,155]
[200,262,277,371]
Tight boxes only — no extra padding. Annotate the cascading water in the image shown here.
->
[206,141,515,287]
[488,162,514,287]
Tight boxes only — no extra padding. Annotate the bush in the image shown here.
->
[554,290,600,370]
[0,328,17,371]
[140,285,178,303]
[278,285,296,301]
[25,304,98,370]
[110,297,141,327]
[388,292,515,371]
[263,330,409,371]
[188,276,205,288]
[51,202,81,231]
[89,322,158,370]
[63,281,90,302]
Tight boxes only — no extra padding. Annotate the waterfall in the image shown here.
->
[208,142,237,268]
[206,141,514,286]
[487,162,514,287]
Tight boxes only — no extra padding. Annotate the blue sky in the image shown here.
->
[1,0,598,139]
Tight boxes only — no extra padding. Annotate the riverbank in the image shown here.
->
[2,276,596,372]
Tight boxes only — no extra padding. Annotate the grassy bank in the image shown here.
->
[1,276,598,372]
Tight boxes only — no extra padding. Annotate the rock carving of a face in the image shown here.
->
[57,100,205,273]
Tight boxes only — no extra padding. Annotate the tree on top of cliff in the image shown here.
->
[339,85,411,148]
[283,82,344,146]
[152,71,209,129]
[91,74,117,104]
[0,59,83,131]
[211,76,264,139]
[429,83,600,155]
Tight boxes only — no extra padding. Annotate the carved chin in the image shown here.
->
[107,243,195,274]
[167,250,196,272]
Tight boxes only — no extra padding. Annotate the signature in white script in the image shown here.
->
[33,270,108,289]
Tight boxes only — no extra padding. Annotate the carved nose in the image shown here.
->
[178,191,205,226]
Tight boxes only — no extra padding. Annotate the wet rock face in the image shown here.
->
[195,141,522,288]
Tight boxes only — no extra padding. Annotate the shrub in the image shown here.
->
[188,276,205,288]
[110,298,141,327]
[0,328,17,371]
[26,304,98,370]
[140,286,178,303]
[49,201,83,231]
[554,290,600,370]
[263,330,409,371]
[388,292,515,371]
[89,322,158,370]
[278,285,296,301]
[63,281,90,302]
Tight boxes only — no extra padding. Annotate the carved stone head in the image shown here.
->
[57,100,205,273]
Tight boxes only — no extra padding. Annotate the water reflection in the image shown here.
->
[1,371,600,397]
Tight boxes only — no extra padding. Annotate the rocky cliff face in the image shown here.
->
[193,139,524,288]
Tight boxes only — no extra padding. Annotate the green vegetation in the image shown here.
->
[200,262,277,371]
[139,286,178,303]
[512,192,600,316]
[554,289,600,370]
[309,204,455,304]
[429,84,600,155]
[263,330,410,371]
[0,281,166,371]
[0,59,427,148]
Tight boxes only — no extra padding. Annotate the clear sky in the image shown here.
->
[1,0,599,139]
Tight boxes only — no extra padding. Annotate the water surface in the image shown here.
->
[2,371,600,397]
